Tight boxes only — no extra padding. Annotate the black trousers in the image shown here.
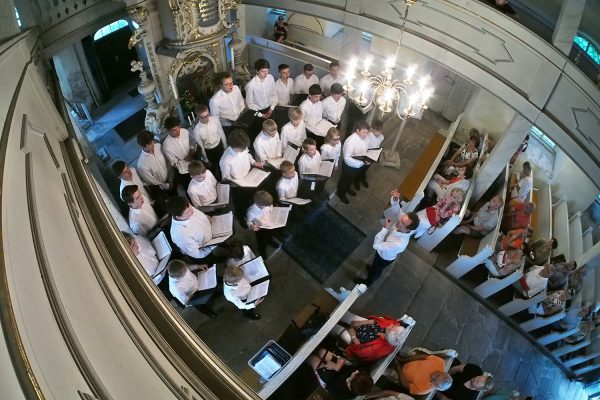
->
[337,162,362,196]
[205,143,225,177]
[366,253,394,284]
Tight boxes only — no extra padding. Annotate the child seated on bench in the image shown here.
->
[415,188,465,237]
[527,289,568,316]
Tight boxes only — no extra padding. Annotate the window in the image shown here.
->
[573,33,600,65]
[530,126,556,152]
[93,19,130,41]
[361,32,373,42]
[15,7,21,27]
[270,9,286,16]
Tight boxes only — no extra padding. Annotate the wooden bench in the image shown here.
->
[474,259,524,299]
[519,311,566,332]
[583,227,594,253]
[552,340,592,357]
[538,327,581,346]
[564,352,600,368]
[531,182,553,244]
[569,212,585,262]
[552,196,570,261]
[499,289,546,317]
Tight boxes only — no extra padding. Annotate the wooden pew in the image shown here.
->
[499,289,546,317]
[583,227,594,253]
[552,340,592,357]
[552,196,570,261]
[538,327,581,346]
[569,212,585,263]
[474,259,524,299]
[532,182,553,244]
[519,311,566,332]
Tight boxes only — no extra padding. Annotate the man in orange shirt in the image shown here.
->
[501,201,535,232]
[394,354,453,396]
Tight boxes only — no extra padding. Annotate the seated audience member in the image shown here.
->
[225,241,256,268]
[136,130,171,192]
[444,133,480,176]
[245,59,277,119]
[567,265,587,298]
[166,259,217,318]
[319,60,343,97]
[367,120,385,149]
[564,303,600,345]
[298,138,322,175]
[187,161,218,208]
[280,107,306,151]
[415,188,465,238]
[300,84,324,129]
[527,289,568,316]
[454,195,504,237]
[553,302,595,333]
[276,161,299,201]
[337,120,371,204]
[113,160,152,202]
[500,201,535,232]
[354,212,420,286]
[547,260,577,291]
[393,353,453,396]
[497,227,533,251]
[294,63,319,94]
[275,64,294,106]
[322,83,346,124]
[253,119,282,163]
[246,191,280,258]
[122,185,158,236]
[209,72,245,126]
[219,129,264,181]
[273,15,288,42]
[510,134,529,166]
[426,166,472,201]
[122,231,166,284]
[343,316,409,362]
[167,196,218,263]
[509,161,532,206]
[321,127,342,168]
[192,104,227,177]
[516,263,555,298]
[484,246,525,277]
[524,237,558,267]
[439,362,494,400]
[223,265,263,320]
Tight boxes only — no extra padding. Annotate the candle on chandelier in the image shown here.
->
[187,115,192,126]
[405,65,417,82]
[231,48,235,70]
[191,111,196,121]
[363,57,372,74]
[170,76,178,99]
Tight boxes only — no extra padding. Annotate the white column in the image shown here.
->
[552,0,587,56]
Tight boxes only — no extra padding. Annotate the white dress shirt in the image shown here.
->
[226,245,256,268]
[322,96,346,124]
[209,86,245,124]
[170,208,216,259]
[169,268,201,305]
[137,143,169,186]
[298,152,322,174]
[300,99,323,128]
[277,173,299,199]
[187,170,218,207]
[321,142,341,166]
[511,176,533,202]
[253,131,283,162]
[294,73,319,94]
[343,132,369,168]
[275,78,295,105]
[135,235,165,284]
[120,167,151,201]
[280,121,306,151]
[373,227,413,261]
[245,74,278,114]
[219,147,256,180]
[319,74,344,97]
[367,132,384,148]
[246,204,273,228]
[129,200,158,236]
[192,117,227,152]
[163,129,192,166]
[224,277,255,309]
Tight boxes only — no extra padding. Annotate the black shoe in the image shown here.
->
[198,304,217,318]
[353,277,369,286]
[361,180,369,188]
[337,193,349,204]
[353,181,361,190]
[347,188,357,196]
[244,311,261,320]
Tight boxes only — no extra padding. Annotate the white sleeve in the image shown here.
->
[209,96,220,120]
[216,120,227,147]
[343,139,364,168]
[245,81,259,111]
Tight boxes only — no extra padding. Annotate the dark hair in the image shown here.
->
[308,84,322,96]
[302,138,317,150]
[166,196,189,217]
[550,238,558,249]
[303,63,314,72]
[406,212,420,231]
[330,83,344,95]
[355,120,370,132]
[137,130,155,147]
[121,185,139,204]
[330,60,340,69]
[371,120,384,131]
[164,116,180,130]
[227,241,245,259]
[220,71,233,82]
[464,166,474,180]
[254,58,270,71]
[111,160,127,177]
[350,372,373,395]
[229,129,250,149]
[196,104,209,115]
[469,136,481,148]
[278,63,289,72]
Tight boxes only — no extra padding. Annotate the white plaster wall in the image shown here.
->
[53,45,94,107]
[551,149,599,213]
[459,87,516,142]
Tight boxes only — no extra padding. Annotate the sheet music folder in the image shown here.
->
[248,340,292,381]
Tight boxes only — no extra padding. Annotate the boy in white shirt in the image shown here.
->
[163,116,194,188]
[294,63,319,94]
[280,107,306,152]
[192,104,227,179]
[245,59,278,118]
[209,72,245,126]
[122,185,159,236]
[136,130,172,194]
[219,129,263,181]
[275,63,295,106]
[187,161,218,207]
[322,83,346,124]
[113,160,152,203]
[300,84,324,130]
[123,232,166,285]
[276,161,299,201]
[298,138,322,175]
[319,60,343,97]
[253,119,283,163]
[246,190,280,258]
[367,120,385,149]
[321,127,342,168]
[337,120,370,204]
[225,240,256,268]
[167,259,217,318]
[223,263,263,320]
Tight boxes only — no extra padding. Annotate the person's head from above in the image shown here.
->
[189,161,208,182]
[397,212,420,232]
[288,107,303,127]
[466,136,480,151]
[371,120,384,136]
[521,161,532,176]
[254,59,270,79]
[276,15,285,25]
[308,84,322,103]
[280,160,296,179]
[164,116,181,138]
[229,129,250,152]
[196,104,210,124]
[355,120,370,139]
[383,324,406,346]
[489,195,504,210]
[329,60,340,78]
[254,190,274,208]
[468,375,494,390]
[122,231,140,255]
[226,240,245,260]
[325,127,341,145]
[223,265,244,286]
[262,119,278,137]
[219,72,234,93]
[303,63,314,79]
[302,138,318,157]
[430,371,453,391]
[449,187,465,204]
[348,371,373,395]
[330,83,344,101]
[167,259,188,278]
[469,127,480,141]
[522,201,536,214]
[122,185,144,209]
[278,63,290,80]
[547,237,558,250]
[112,160,131,180]
[167,196,193,221]
[137,130,155,153]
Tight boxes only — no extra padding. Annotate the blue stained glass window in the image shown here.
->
[573,33,600,66]
[574,34,589,51]
[586,45,600,64]
[94,19,130,41]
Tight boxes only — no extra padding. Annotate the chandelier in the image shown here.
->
[343,0,433,120]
